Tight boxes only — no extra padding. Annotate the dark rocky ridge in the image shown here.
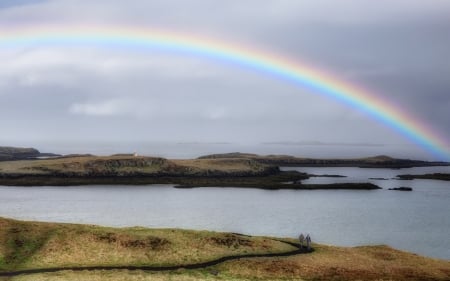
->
[397,173,450,181]
[0,146,40,161]
[388,187,413,191]
[0,146,60,161]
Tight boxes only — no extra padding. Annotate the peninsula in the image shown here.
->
[0,154,378,189]
[0,146,447,188]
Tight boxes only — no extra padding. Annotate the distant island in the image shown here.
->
[0,146,60,161]
[0,146,448,188]
[198,152,450,168]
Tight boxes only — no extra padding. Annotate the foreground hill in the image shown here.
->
[198,152,450,168]
[0,217,448,281]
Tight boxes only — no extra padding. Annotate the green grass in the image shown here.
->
[0,217,449,281]
[1,221,54,270]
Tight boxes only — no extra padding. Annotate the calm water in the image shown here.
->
[0,166,449,260]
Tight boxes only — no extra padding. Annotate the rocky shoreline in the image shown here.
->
[0,171,381,190]
[396,173,450,181]
[0,152,381,189]
[0,146,446,189]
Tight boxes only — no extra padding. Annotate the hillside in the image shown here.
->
[0,155,277,177]
[0,217,449,281]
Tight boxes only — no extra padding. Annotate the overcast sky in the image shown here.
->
[0,0,449,158]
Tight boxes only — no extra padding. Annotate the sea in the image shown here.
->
[0,142,449,260]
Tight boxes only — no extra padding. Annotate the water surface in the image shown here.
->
[0,166,449,260]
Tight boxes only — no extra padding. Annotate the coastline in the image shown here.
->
[3,151,447,188]
[0,173,381,190]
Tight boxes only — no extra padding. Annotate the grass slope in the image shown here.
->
[0,217,449,280]
[0,156,275,177]
[0,217,293,272]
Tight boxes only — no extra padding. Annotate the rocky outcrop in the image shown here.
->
[0,146,41,161]
[388,187,413,191]
[397,173,450,181]
[0,146,60,161]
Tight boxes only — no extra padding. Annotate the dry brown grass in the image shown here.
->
[1,217,449,281]
[0,156,166,174]
[0,156,268,176]
[4,269,300,281]
[0,217,294,271]
[172,159,265,173]
[218,243,450,281]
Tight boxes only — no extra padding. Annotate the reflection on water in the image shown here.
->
[0,166,449,260]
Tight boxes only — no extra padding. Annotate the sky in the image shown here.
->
[0,0,449,159]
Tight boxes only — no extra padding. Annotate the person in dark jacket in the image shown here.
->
[298,233,305,248]
[306,234,311,250]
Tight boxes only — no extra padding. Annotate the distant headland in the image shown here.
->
[198,152,450,168]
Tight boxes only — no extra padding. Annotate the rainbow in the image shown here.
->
[0,25,449,160]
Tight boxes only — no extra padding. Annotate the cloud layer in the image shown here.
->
[0,0,449,159]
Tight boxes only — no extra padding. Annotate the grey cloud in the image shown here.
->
[0,0,449,159]
[0,0,45,10]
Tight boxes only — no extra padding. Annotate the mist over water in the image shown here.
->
[8,140,441,160]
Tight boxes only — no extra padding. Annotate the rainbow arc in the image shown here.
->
[1,25,448,160]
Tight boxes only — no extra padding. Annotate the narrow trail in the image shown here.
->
[0,240,312,277]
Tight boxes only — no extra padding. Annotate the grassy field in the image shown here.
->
[0,217,293,271]
[0,217,449,280]
[218,243,450,281]
[0,156,273,176]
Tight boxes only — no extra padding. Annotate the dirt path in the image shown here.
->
[0,240,312,277]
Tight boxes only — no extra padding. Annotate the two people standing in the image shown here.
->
[298,233,311,250]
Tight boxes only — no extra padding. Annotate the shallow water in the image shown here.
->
[0,166,449,260]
